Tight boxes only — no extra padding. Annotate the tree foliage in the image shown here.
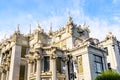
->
[95,70,120,80]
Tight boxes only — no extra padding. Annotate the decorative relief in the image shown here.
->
[0,51,11,73]
[51,54,57,59]
[74,39,83,47]
[105,32,115,40]
[78,56,83,73]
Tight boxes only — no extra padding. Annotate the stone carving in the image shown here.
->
[0,16,108,80]
[105,32,115,40]
[74,39,83,47]
[34,23,44,33]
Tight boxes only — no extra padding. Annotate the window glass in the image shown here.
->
[104,47,108,55]
[94,55,103,73]
[56,57,61,73]
[96,63,102,73]
[95,56,102,62]
[19,65,25,80]
[21,46,26,58]
[44,56,50,72]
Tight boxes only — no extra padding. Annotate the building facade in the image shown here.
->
[0,16,120,80]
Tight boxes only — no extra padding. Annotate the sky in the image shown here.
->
[0,0,120,41]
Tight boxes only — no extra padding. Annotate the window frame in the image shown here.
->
[94,55,103,74]
[43,56,50,72]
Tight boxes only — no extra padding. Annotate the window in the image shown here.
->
[117,41,120,55]
[104,47,108,55]
[34,62,37,72]
[30,62,36,73]
[19,65,25,80]
[31,62,34,73]
[56,57,61,73]
[94,55,103,73]
[44,56,50,72]
[107,63,111,70]
[21,47,26,58]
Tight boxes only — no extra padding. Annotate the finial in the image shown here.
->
[106,32,114,40]
[35,21,43,33]
[16,24,20,34]
[83,22,86,26]
[68,11,72,20]
[29,24,31,34]
[50,23,52,32]
[67,11,73,25]
[48,23,53,35]
[17,24,20,31]
[37,20,41,28]
[68,11,71,17]
[3,34,6,40]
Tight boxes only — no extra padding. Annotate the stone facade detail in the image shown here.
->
[0,16,120,80]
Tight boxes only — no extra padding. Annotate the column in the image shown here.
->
[0,53,3,64]
[27,63,31,80]
[8,45,21,80]
[52,58,57,80]
[24,65,28,80]
[33,62,35,73]
[65,61,69,80]
[6,71,9,80]
[1,73,4,80]
[36,59,41,80]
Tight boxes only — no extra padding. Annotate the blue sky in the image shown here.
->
[0,0,120,41]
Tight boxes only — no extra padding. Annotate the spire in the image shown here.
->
[35,21,44,33]
[48,23,53,35]
[16,24,20,34]
[68,11,71,17]
[81,22,86,29]
[29,24,31,35]
[36,21,41,30]
[67,11,73,25]
[17,24,20,32]
[3,34,6,40]
[50,23,52,32]
[105,32,114,40]
[68,11,72,21]
[83,22,86,26]
[37,21,41,29]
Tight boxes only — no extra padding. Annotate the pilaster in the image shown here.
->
[51,55,57,80]
[65,60,69,80]
[1,72,4,80]
[8,45,21,80]
[27,63,31,80]
[36,59,41,80]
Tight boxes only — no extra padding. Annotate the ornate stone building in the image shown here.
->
[0,16,120,80]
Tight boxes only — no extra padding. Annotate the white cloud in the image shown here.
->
[27,14,33,19]
[1,0,120,42]
[112,0,120,4]
[84,16,120,41]
[113,16,120,23]
[66,0,120,41]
